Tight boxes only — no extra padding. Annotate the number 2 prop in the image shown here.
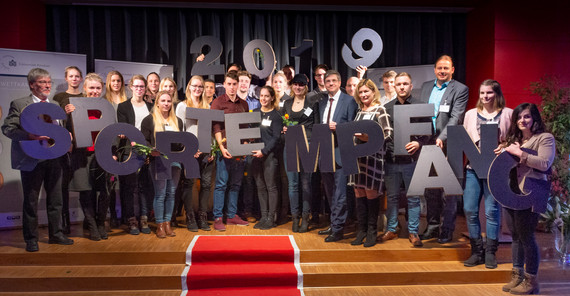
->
[190,36,225,76]
[342,28,383,69]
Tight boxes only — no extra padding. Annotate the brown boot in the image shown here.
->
[502,268,524,292]
[164,221,176,237]
[155,222,166,238]
[509,272,539,295]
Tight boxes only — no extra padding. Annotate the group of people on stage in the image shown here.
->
[2,54,554,295]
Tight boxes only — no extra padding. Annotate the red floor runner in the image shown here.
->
[181,235,303,296]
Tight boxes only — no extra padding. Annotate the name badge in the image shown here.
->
[304,107,313,117]
[164,125,175,131]
[363,113,373,120]
[279,101,285,108]
[486,120,498,125]
[262,118,272,126]
[439,104,450,113]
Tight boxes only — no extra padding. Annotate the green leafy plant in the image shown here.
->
[532,75,570,232]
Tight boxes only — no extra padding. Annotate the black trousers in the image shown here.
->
[21,158,64,243]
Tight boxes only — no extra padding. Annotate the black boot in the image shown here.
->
[351,198,368,246]
[485,238,498,269]
[464,238,485,267]
[255,212,268,229]
[261,212,276,230]
[364,198,379,248]
[299,213,310,233]
[62,212,71,235]
[186,211,198,232]
[197,211,210,231]
[79,192,101,241]
[292,214,300,233]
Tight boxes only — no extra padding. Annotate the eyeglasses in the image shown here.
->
[191,85,204,89]
[132,85,146,89]
[36,80,52,85]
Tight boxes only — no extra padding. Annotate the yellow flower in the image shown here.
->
[284,114,289,119]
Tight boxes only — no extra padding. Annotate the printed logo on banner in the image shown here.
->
[1,55,18,70]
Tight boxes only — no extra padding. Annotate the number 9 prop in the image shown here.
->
[342,28,383,69]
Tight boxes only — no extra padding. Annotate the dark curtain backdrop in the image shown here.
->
[47,5,467,90]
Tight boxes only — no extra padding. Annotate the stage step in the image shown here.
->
[1,260,566,293]
[302,261,569,287]
[0,264,185,292]
[0,291,182,296]
[303,282,570,296]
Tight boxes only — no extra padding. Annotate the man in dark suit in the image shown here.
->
[317,70,358,242]
[418,55,469,243]
[2,68,74,252]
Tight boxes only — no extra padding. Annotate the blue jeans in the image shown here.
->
[463,169,502,240]
[284,150,312,215]
[152,163,181,223]
[384,162,421,234]
[213,156,245,219]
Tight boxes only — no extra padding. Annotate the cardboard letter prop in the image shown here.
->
[336,120,384,175]
[94,123,146,175]
[20,102,71,159]
[243,39,276,79]
[407,145,463,196]
[393,104,433,156]
[190,36,225,76]
[488,149,550,214]
[342,28,383,69]
[69,97,116,148]
[153,131,200,180]
[224,112,264,156]
[285,124,335,173]
[185,107,225,153]
[447,124,498,182]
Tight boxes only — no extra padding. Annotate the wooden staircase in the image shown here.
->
[0,222,569,296]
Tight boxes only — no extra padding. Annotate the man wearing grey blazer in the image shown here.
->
[419,55,469,243]
[2,68,74,252]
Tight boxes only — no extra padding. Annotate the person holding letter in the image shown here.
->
[251,86,283,230]
[462,80,512,268]
[419,55,469,243]
[499,103,555,295]
[116,75,154,235]
[382,72,426,247]
[63,73,111,241]
[281,74,317,233]
[2,68,74,252]
[175,75,215,231]
[141,91,184,239]
[211,71,250,231]
[348,79,392,247]
[318,70,358,242]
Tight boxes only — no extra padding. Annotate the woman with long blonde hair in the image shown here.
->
[141,90,183,238]
[159,77,179,106]
[174,75,215,231]
[104,70,127,108]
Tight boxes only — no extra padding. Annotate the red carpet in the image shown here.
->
[181,235,303,296]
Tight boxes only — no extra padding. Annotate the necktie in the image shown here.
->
[326,97,334,124]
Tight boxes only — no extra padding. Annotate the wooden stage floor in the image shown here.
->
[0,215,569,295]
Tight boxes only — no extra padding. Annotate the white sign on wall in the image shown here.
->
[0,48,87,228]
